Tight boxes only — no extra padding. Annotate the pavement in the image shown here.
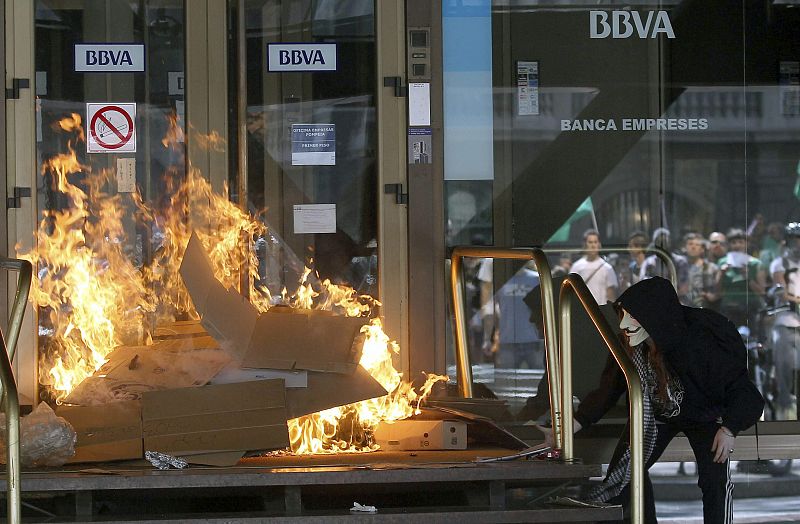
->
[651,460,800,522]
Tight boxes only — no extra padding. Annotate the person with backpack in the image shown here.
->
[768,222,800,420]
[571,229,618,304]
[547,277,764,523]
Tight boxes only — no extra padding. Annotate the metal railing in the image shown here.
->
[450,247,562,449]
[560,274,644,524]
[0,257,32,524]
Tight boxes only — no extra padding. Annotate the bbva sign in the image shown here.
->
[268,43,337,72]
[74,44,145,72]
[590,10,675,39]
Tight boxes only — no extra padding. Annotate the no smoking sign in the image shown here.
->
[86,103,136,153]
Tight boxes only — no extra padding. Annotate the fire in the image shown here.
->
[20,111,449,453]
[288,318,448,454]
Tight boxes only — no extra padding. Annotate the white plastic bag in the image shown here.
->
[0,402,77,467]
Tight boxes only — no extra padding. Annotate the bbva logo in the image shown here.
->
[278,49,326,66]
[590,10,675,39]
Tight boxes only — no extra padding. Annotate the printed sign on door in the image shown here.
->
[86,103,136,153]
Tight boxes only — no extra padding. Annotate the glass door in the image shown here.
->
[235,1,379,297]
[6,0,390,406]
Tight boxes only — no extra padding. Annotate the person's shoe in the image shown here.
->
[677,462,687,476]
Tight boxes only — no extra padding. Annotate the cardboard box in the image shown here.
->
[374,420,467,451]
[57,400,143,463]
[285,366,387,419]
[242,308,366,373]
[153,320,208,340]
[65,336,232,406]
[180,232,367,372]
[142,379,289,455]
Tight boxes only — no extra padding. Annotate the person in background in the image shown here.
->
[493,261,543,370]
[717,228,767,327]
[760,222,785,284]
[708,232,728,263]
[641,227,689,297]
[477,257,497,361]
[570,229,619,304]
[768,222,800,420]
[464,237,490,365]
[682,233,721,310]
[555,253,573,278]
[621,231,648,291]
[747,213,766,257]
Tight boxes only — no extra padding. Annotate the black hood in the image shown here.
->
[615,277,688,350]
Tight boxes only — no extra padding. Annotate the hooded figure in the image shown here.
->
[573,277,764,524]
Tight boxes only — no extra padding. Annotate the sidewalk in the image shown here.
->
[652,461,800,523]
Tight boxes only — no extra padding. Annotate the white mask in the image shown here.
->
[620,309,650,346]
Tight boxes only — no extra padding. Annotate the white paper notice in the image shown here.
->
[293,204,336,234]
[517,61,539,116]
[116,158,136,193]
[409,82,431,126]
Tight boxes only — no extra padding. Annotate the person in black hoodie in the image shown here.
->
[572,276,764,523]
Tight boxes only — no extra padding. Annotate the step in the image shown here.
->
[2,449,617,522]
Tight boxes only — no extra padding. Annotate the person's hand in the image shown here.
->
[711,426,736,463]
[536,419,582,448]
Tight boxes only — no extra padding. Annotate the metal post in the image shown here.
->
[0,258,32,524]
[449,246,561,449]
[236,0,250,299]
[559,274,644,524]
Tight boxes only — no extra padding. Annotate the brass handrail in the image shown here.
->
[450,246,562,449]
[560,273,644,524]
[0,257,31,524]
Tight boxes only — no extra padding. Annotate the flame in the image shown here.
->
[20,111,449,454]
[161,110,184,148]
[287,318,449,454]
[19,114,153,400]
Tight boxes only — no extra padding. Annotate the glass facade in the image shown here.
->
[443,2,800,517]
[443,0,800,423]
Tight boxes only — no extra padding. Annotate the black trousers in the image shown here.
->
[607,419,732,524]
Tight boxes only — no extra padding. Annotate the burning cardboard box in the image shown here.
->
[57,400,143,463]
[179,232,387,414]
[64,335,232,406]
[180,232,367,372]
[141,379,290,456]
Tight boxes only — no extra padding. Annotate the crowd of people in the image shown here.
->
[466,219,800,421]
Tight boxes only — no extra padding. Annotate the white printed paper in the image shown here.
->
[291,124,335,166]
[517,61,539,116]
[116,158,136,193]
[409,82,431,126]
[293,204,336,234]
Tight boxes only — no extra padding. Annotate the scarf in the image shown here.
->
[586,345,658,503]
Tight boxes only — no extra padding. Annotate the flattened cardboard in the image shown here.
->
[142,380,289,455]
[153,320,208,340]
[181,451,246,467]
[65,337,231,406]
[243,309,365,373]
[180,236,215,313]
[210,362,308,388]
[285,366,387,418]
[179,232,367,372]
[57,401,143,463]
[203,284,258,360]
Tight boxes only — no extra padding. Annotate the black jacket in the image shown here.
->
[575,277,764,435]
